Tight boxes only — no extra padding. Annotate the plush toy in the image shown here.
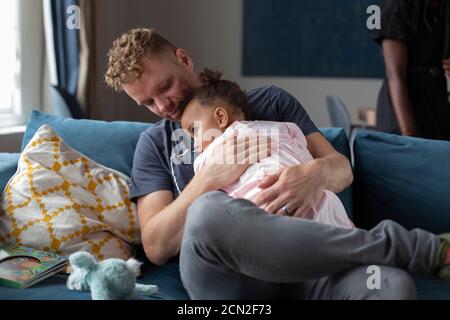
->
[66,251,159,300]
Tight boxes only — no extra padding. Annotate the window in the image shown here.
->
[0,0,45,129]
[0,0,20,126]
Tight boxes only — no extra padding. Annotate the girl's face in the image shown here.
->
[181,99,231,153]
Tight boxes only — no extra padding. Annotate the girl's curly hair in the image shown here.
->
[191,68,249,118]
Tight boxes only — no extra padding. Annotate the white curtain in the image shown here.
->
[18,0,46,123]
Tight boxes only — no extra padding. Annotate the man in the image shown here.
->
[105,28,450,300]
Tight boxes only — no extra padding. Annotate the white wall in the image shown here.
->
[95,0,383,127]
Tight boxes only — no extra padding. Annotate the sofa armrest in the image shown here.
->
[0,153,20,195]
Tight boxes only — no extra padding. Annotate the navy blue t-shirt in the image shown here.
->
[130,85,319,202]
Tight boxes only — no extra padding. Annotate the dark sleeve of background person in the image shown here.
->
[372,0,418,136]
[372,0,415,45]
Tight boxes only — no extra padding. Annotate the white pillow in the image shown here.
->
[0,125,141,261]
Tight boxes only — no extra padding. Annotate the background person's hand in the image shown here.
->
[401,126,418,137]
[250,160,325,218]
[399,118,418,137]
[442,58,450,77]
[197,133,274,192]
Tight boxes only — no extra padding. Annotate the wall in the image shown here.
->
[0,127,24,153]
[93,0,383,127]
[94,0,381,126]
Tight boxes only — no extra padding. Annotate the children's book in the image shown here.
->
[0,245,68,289]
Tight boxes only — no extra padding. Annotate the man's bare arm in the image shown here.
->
[137,177,210,266]
[306,132,353,193]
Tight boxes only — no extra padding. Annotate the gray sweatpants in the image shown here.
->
[180,191,441,300]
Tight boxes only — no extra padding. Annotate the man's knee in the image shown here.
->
[188,191,226,218]
[378,268,417,300]
[184,191,229,243]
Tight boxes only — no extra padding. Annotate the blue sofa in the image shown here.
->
[0,110,449,300]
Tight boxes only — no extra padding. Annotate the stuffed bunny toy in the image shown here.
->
[67,251,158,300]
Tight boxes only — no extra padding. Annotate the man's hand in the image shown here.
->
[251,160,325,217]
[443,59,450,77]
[251,131,353,218]
[197,133,274,192]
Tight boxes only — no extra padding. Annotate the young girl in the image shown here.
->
[181,69,354,229]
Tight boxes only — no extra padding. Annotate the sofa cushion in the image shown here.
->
[0,153,20,195]
[22,111,151,177]
[353,130,450,233]
[1,125,140,261]
[413,275,450,300]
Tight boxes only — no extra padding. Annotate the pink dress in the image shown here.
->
[194,121,354,229]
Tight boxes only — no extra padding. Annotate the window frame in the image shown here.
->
[0,0,45,129]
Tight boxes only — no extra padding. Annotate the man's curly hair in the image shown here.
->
[105,28,176,92]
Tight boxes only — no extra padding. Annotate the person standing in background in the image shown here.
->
[374,0,450,140]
